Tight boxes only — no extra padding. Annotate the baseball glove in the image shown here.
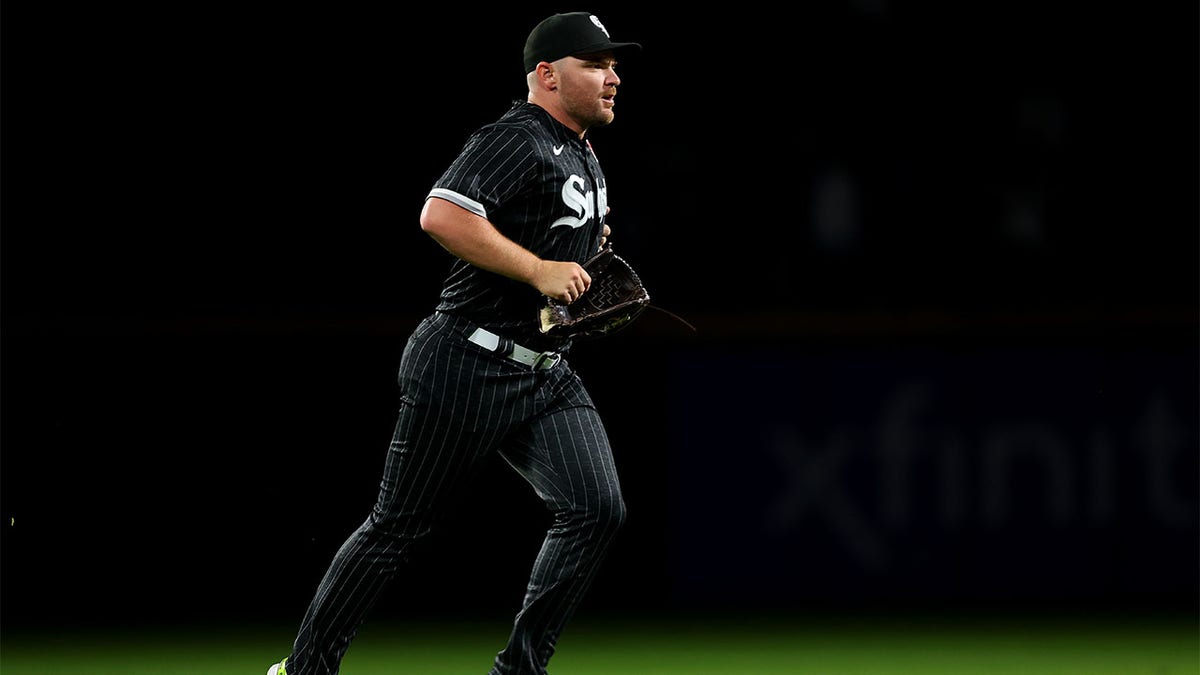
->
[538,244,650,340]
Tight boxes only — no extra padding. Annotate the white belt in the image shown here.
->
[467,327,562,370]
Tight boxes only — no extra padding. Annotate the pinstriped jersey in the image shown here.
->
[427,101,610,350]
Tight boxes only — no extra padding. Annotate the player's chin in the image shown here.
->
[589,109,616,127]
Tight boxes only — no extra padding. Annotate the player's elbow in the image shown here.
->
[419,196,467,243]
[418,199,440,235]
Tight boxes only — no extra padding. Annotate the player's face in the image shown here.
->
[557,52,621,130]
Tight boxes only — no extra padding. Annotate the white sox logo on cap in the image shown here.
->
[589,15,610,37]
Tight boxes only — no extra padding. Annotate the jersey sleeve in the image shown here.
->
[427,125,537,221]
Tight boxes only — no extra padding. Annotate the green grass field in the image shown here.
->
[3,613,1196,674]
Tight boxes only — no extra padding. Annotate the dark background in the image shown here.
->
[3,2,1196,632]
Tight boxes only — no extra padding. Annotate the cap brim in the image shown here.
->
[571,40,641,57]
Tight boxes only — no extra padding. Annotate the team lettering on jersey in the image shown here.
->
[551,174,607,229]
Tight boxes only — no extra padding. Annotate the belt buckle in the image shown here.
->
[531,351,561,370]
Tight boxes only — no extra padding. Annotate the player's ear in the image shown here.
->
[536,62,557,90]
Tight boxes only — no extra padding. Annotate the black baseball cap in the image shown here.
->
[523,12,641,73]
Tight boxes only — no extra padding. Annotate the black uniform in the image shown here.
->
[284,101,626,675]
[430,100,612,351]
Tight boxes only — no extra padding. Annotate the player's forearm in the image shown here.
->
[420,197,542,285]
[431,226,543,285]
[420,197,588,303]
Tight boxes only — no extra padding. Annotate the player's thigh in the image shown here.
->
[501,405,624,514]
[376,351,504,519]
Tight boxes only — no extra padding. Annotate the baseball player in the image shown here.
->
[267,12,641,675]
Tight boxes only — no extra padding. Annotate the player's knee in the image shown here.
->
[591,492,627,533]
[369,504,436,542]
[557,490,627,537]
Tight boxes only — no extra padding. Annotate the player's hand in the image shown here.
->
[599,223,611,249]
[533,260,591,304]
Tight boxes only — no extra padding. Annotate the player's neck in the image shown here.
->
[527,95,587,138]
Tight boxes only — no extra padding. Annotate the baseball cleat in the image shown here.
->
[266,658,288,675]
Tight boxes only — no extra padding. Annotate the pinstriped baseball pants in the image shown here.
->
[286,311,626,675]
